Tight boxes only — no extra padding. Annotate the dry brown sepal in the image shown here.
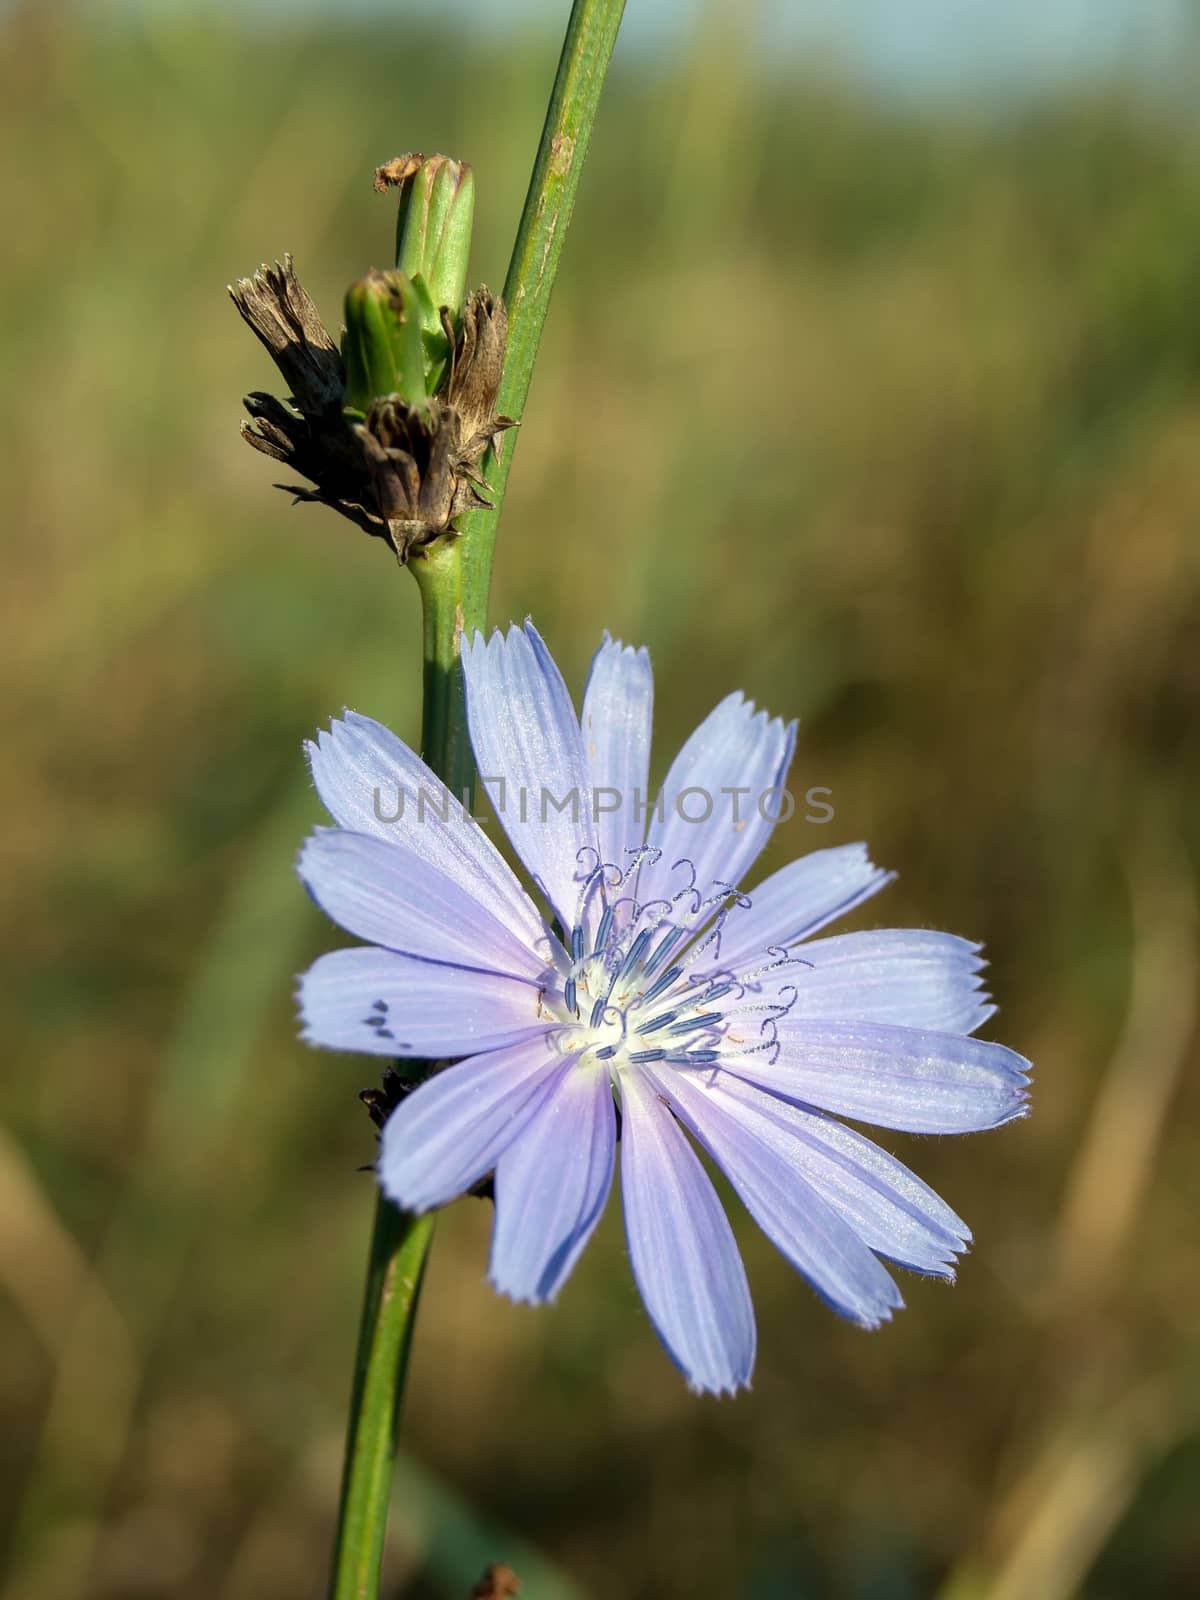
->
[229,256,513,563]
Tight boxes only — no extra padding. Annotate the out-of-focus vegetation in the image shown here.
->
[3,2,1200,1596]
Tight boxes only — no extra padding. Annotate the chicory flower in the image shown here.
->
[298,623,1029,1393]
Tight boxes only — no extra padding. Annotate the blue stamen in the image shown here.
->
[668,1048,720,1065]
[593,903,615,955]
[571,925,585,962]
[637,963,683,1007]
[589,995,609,1029]
[618,927,655,981]
[628,1048,667,1064]
[594,1044,618,1060]
[643,925,686,976]
[564,977,577,1014]
[635,1010,678,1035]
[670,1011,722,1034]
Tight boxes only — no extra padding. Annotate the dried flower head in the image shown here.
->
[229,155,513,564]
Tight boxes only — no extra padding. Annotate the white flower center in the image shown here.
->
[538,856,799,1078]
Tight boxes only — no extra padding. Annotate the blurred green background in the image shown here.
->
[3,1,1200,1596]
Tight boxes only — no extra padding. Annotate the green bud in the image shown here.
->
[376,152,474,329]
[343,157,475,416]
[342,269,433,414]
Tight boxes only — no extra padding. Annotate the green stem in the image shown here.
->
[327,3,626,1594]
[459,0,628,622]
[414,539,477,801]
[328,1203,435,1600]
[327,548,480,1600]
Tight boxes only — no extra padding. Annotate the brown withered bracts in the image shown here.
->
[230,255,512,563]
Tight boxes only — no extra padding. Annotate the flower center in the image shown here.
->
[540,853,798,1078]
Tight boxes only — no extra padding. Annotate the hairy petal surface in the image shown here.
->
[306,711,545,951]
[725,1019,1031,1135]
[379,1040,575,1213]
[754,929,994,1035]
[581,635,654,871]
[651,1065,904,1325]
[490,1066,617,1303]
[619,1070,755,1395]
[299,828,549,982]
[638,695,796,911]
[706,1074,970,1276]
[298,946,549,1058]
[463,622,599,930]
[712,843,895,975]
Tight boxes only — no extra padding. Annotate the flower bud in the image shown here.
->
[233,163,508,565]
[342,269,430,414]
[381,153,475,330]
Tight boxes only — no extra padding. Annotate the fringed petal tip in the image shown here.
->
[998,1088,1033,1126]
[294,828,332,893]
[924,1073,1031,1136]
[377,1178,438,1218]
[486,1275,561,1310]
[377,1151,448,1217]
[854,1303,901,1332]
[840,840,890,877]
[295,839,329,898]
[302,708,370,773]
[906,1099,1031,1140]
[850,1269,905,1328]
[890,1253,958,1285]
[602,634,650,664]
[686,1372,753,1400]
[988,1050,1034,1126]
[462,616,543,652]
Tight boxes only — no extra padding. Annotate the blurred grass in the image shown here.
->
[2,1,1200,1596]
